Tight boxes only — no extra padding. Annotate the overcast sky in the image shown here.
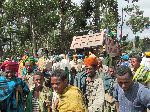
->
[72,0,150,39]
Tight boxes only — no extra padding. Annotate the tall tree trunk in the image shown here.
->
[29,0,36,52]
[30,20,36,51]
[93,0,100,33]
[133,38,135,49]
[9,32,12,51]
[60,14,65,51]
[59,0,71,52]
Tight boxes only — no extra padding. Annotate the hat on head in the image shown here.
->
[145,51,150,57]
[5,61,19,72]
[121,54,129,60]
[23,56,36,65]
[0,61,11,71]
[84,57,98,66]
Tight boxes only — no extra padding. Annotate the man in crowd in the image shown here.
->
[74,57,104,112]
[1,61,29,112]
[114,66,150,112]
[51,69,87,112]
[103,66,116,112]
[26,71,52,112]
[131,55,150,88]
[22,57,37,90]
[0,72,16,111]
[22,57,37,77]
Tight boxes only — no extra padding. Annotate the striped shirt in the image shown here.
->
[32,97,40,112]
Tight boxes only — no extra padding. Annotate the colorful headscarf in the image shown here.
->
[0,60,18,72]
[5,61,19,72]
[18,55,28,78]
[145,52,150,57]
[121,54,129,60]
[22,56,36,65]
[84,57,98,66]
[0,61,10,71]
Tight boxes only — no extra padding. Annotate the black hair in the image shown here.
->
[108,66,115,69]
[51,69,67,81]
[130,55,142,63]
[91,64,97,68]
[33,71,43,76]
[116,66,133,78]
[33,71,44,80]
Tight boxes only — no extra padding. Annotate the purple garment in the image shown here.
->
[113,82,150,112]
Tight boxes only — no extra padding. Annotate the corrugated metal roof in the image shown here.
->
[70,32,104,49]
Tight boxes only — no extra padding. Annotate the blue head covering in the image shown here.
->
[121,54,129,60]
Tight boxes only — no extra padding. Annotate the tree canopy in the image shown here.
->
[0,0,149,57]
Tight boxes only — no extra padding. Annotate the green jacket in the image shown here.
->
[26,86,52,112]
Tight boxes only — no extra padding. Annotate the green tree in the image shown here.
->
[80,0,119,31]
[124,4,150,34]
[3,0,59,50]
[0,0,122,56]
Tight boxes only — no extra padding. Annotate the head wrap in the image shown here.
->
[60,59,71,71]
[145,52,150,57]
[121,54,129,60]
[0,60,12,71]
[78,54,84,59]
[84,57,98,66]
[23,56,36,65]
[5,61,19,72]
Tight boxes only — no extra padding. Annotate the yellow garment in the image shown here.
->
[18,55,28,78]
[133,65,150,83]
[57,86,87,112]
[145,52,150,57]
[18,62,24,78]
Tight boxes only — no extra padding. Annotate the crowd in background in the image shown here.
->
[0,48,150,112]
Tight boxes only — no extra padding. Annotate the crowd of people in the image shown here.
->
[0,48,150,112]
